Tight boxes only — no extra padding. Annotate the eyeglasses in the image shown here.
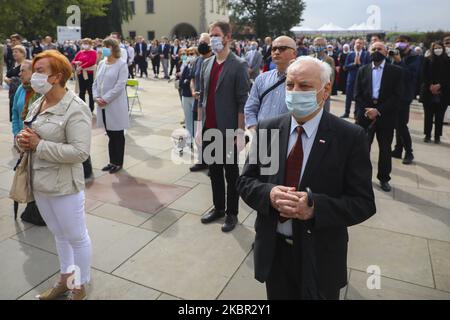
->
[271,46,293,53]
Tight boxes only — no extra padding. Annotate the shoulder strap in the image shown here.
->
[259,76,286,104]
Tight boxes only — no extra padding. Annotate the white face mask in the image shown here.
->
[446,47,450,57]
[211,36,224,53]
[31,73,54,95]
[434,48,444,56]
[81,44,89,50]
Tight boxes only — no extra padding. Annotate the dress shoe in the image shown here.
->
[435,137,441,144]
[391,149,403,159]
[222,215,238,233]
[102,164,114,172]
[402,152,414,165]
[380,181,392,192]
[424,136,431,143]
[190,163,208,172]
[109,165,123,174]
[37,282,69,300]
[201,209,225,224]
[67,286,87,300]
[340,114,349,119]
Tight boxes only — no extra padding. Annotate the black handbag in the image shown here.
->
[20,201,46,227]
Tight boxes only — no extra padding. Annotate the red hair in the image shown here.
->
[32,50,73,86]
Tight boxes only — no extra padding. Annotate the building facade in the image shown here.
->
[122,0,229,41]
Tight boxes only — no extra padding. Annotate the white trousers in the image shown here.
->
[34,191,92,285]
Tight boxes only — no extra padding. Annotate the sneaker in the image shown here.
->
[37,282,70,300]
[67,286,87,301]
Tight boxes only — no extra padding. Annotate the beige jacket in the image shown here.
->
[24,90,92,197]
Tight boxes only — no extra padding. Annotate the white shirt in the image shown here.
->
[277,109,324,237]
[372,59,385,100]
[126,46,135,65]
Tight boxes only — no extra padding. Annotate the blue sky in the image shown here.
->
[301,0,450,32]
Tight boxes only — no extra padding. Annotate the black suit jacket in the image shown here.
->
[354,62,403,125]
[159,44,170,59]
[236,111,376,298]
[135,42,148,58]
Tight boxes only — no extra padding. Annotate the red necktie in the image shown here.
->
[280,126,304,223]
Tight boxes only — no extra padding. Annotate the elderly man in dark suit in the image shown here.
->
[196,21,250,233]
[354,41,404,192]
[237,56,376,300]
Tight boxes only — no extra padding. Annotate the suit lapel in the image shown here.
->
[203,57,214,98]
[299,112,334,190]
[275,115,292,185]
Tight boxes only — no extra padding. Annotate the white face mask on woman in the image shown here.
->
[30,73,54,95]
[434,48,444,56]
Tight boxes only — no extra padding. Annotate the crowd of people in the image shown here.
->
[1,22,449,301]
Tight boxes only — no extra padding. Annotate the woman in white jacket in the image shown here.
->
[16,50,92,300]
[93,38,129,174]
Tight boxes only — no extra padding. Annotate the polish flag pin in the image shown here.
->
[319,140,326,144]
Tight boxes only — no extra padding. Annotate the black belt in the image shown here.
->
[277,233,293,245]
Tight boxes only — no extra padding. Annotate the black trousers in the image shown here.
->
[128,64,135,79]
[102,109,125,166]
[266,235,340,300]
[424,102,448,139]
[359,116,395,183]
[135,56,147,77]
[203,128,240,216]
[78,73,94,112]
[151,56,160,75]
[170,57,180,76]
[394,100,413,154]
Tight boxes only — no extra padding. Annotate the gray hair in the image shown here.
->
[287,55,332,86]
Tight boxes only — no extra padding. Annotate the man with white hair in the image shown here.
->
[237,56,376,300]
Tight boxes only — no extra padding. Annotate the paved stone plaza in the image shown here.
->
[0,76,449,300]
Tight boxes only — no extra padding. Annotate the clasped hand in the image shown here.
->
[270,186,314,221]
[16,127,41,151]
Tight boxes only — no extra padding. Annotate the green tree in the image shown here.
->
[229,0,306,38]
[0,0,110,40]
[82,0,133,39]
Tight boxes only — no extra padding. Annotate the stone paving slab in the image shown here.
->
[347,269,450,300]
[113,214,254,300]
[12,214,159,273]
[348,225,434,288]
[86,172,189,214]
[0,239,59,300]
[19,268,161,300]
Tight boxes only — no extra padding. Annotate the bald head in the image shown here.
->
[273,36,296,50]
[271,36,298,70]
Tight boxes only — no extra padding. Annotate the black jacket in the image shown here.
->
[237,111,376,299]
[420,55,450,105]
[354,61,403,124]
[135,42,148,58]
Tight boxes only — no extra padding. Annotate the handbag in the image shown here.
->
[9,151,34,204]
[20,201,46,226]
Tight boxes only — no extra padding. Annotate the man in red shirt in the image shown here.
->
[196,21,250,232]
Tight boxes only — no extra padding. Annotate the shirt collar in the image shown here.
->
[372,59,386,70]
[290,108,324,138]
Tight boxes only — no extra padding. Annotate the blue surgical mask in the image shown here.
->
[314,46,326,53]
[102,47,112,57]
[285,88,325,118]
